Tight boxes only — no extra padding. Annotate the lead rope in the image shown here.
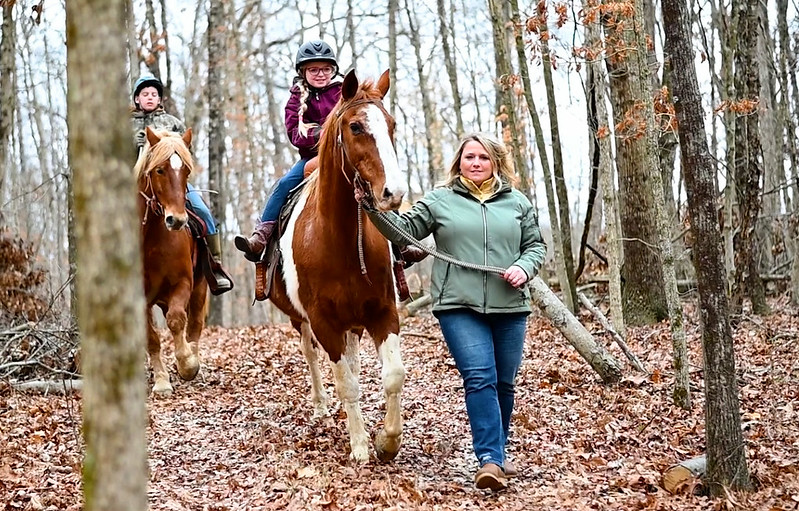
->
[364,207,508,276]
[338,131,371,279]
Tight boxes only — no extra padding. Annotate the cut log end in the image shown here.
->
[662,455,706,494]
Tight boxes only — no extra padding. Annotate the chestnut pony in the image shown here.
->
[269,70,407,462]
[135,127,207,395]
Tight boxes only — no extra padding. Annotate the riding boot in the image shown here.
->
[398,244,429,268]
[205,233,234,295]
[234,220,276,263]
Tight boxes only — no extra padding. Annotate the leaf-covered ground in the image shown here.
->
[2,299,798,510]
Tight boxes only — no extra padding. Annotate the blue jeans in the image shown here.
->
[260,158,308,222]
[434,308,529,468]
[186,183,216,235]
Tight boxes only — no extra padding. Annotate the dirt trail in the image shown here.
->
[2,310,798,510]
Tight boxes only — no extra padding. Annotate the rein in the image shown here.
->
[139,174,164,225]
[333,98,383,278]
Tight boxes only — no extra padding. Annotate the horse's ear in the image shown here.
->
[182,128,193,148]
[145,126,161,147]
[341,69,359,101]
[377,69,390,99]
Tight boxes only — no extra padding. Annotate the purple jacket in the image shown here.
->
[285,79,342,160]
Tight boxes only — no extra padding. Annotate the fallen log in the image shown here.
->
[530,277,622,383]
[577,292,646,373]
[11,379,83,394]
[662,455,706,494]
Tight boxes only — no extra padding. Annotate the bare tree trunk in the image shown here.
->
[207,0,227,325]
[511,0,571,307]
[0,1,15,196]
[388,0,398,119]
[662,0,751,493]
[346,0,357,68]
[538,18,577,313]
[66,0,147,507]
[603,0,667,325]
[488,0,529,195]
[776,0,798,211]
[583,1,625,337]
[404,0,442,187]
[437,0,463,137]
[125,0,137,88]
[717,0,737,289]
[731,0,769,317]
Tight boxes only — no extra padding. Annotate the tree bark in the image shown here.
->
[487,0,529,194]
[66,0,148,507]
[538,17,577,313]
[730,0,769,317]
[404,0,442,187]
[603,0,668,325]
[582,1,625,337]
[437,0,463,137]
[207,0,227,326]
[662,0,751,494]
[512,0,572,308]
[0,1,15,197]
[776,0,798,211]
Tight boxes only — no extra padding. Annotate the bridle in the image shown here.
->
[332,97,389,278]
[139,171,164,225]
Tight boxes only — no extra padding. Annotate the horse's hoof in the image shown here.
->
[152,380,173,396]
[375,430,401,462]
[349,445,370,462]
[312,404,330,419]
[177,355,200,380]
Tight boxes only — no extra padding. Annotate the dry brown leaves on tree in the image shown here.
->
[1,299,798,510]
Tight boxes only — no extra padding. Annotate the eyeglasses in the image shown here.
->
[305,66,335,76]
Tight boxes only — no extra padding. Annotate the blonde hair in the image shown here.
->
[296,79,318,138]
[134,129,194,181]
[439,132,518,191]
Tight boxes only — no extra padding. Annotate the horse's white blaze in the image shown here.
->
[281,189,311,319]
[365,104,406,196]
[169,153,182,173]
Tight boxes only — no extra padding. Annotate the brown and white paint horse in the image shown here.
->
[136,127,207,395]
[269,70,407,462]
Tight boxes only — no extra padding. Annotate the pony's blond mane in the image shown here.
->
[134,130,195,181]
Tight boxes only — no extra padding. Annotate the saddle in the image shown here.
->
[254,179,309,302]
[186,208,228,296]
[252,177,415,303]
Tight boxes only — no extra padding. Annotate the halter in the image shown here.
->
[139,172,165,225]
[332,97,385,277]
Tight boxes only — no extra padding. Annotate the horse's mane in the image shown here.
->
[134,129,195,181]
[306,78,383,199]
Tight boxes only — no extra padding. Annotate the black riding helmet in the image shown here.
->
[133,75,164,101]
[295,40,338,74]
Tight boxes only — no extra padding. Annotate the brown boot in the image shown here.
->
[205,233,234,295]
[474,463,508,491]
[234,220,276,262]
[503,459,518,478]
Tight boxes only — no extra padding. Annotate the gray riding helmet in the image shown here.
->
[295,40,338,74]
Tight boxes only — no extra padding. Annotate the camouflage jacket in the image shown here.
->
[131,106,186,149]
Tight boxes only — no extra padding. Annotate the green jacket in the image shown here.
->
[130,107,186,149]
[371,178,547,314]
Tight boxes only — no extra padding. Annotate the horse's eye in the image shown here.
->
[350,122,363,135]
[155,167,165,175]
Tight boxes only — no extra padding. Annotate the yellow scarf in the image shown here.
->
[460,175,497,203]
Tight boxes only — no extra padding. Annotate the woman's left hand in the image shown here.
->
[503,265,528,288]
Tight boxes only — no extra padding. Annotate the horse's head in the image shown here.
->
[330,69,407,212]
[135,127,194,230]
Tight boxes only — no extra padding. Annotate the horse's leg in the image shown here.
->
[299,321,329,417]
[344,331,361,378]
[314,323,370,462]
[185,277,208,361]
[147,308,173,395]
[373,329,405,462]
[166,287,198,380]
